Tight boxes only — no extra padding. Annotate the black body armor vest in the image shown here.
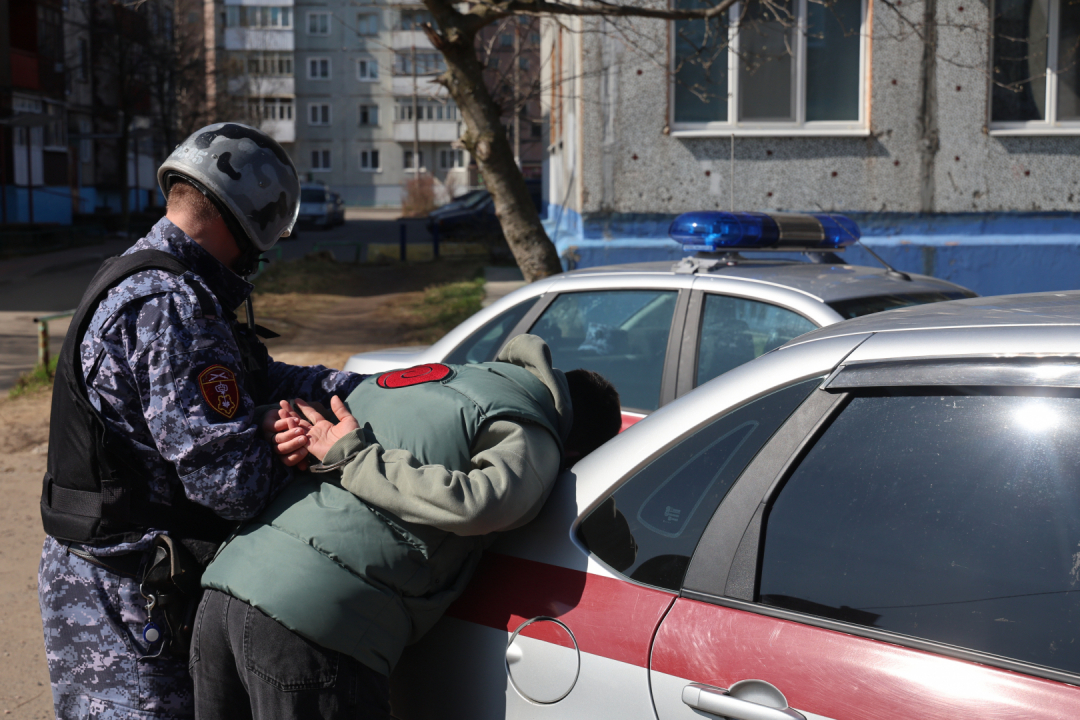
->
[40,250,270,547]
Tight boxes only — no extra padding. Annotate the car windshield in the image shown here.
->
[828,291,972,319]
[301,188,326,203]
[459,192,489,209]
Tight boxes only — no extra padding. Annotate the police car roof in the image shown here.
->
[564,258,969,303]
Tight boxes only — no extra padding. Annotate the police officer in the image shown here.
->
[37,122,363,719]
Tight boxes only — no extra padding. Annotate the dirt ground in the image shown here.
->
[0,275,447,718]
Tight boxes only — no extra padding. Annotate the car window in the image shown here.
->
[828,291,974,319]
[759,393,1080,675]
[696,295,817,387]
[529,290,677,412]
[301,188,325,203]
[578,377,821,592]
[443,299,537,365]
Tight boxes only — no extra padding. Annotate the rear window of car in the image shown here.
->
[759,392,1080,675]
[301,188,326,203]
[828,291,973,319]
[578,377,820,592]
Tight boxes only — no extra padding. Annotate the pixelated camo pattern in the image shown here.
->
[39,537,193,719]
[38,220,364,716]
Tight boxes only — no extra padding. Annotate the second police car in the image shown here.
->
[391,288,1080,720]
[345,211,975,429]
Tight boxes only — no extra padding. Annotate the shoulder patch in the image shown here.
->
[198,365,241,419]
[377,363,452,389]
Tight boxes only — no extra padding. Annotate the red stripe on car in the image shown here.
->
[446,552,675,667]
[652,599,1080,720]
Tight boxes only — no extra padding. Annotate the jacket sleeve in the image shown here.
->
[138,309,296,521]
[327,420,562,536]
[265,360,365,407]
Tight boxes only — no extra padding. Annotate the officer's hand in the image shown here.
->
[269,400,313,469]
[295,395,360,462]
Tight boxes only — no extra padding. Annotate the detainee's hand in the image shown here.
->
[267,400,312,469]
[294,395,359,462]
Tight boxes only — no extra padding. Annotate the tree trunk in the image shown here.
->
[424,3,563,283]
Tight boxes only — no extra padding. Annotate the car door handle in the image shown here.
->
[682,682,805,720]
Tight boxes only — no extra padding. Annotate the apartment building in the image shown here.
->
[220,0,297,147]
[542,1,1080,296]
[293,0,468,206]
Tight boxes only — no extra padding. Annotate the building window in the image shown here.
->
[403,149,424,170]
[308,11,331,35]
[312,149,332,171]
[400,9,433,29]
[360,148,381,170]
[357,13,379,35]
[248,52,294,76]
[396,101,457,121]
[309,103,332,125]
[308,57,331,79]
[519,57,530,70]
[357,58,379,80]
[395,51,446,75]
[251,98,294,120]
[77,38,89,81]
[990,0,1080,132]
[226,6,292,28]
[531,121,542,138]
[671,0,867,135]
[500,33,514,46]
[440,149,465,168]
[359,104,380,125]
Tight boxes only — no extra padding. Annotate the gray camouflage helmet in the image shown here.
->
[157,122,300,252]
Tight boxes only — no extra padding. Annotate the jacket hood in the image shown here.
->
[494,334,574,444]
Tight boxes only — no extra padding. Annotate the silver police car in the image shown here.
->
[392,289,1080,720]
[345,212,975,428]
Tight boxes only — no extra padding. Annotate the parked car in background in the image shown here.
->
[390,289,1080,720]
[298,183,343,229]
[428,181,544,240]
[346,212,975,429]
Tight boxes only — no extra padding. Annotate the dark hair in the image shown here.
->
[564,369,621,462]
[167,179,221,224]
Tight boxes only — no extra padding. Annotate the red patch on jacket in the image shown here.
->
[377,363,451,389]
[198,365,241,420]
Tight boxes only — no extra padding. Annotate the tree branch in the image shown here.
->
[466,0,739,22]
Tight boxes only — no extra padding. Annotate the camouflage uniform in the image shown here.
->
[39,217,363,719]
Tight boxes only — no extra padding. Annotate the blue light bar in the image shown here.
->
[669,211,861,252]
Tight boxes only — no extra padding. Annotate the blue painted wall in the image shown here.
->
[543,207,1080,298]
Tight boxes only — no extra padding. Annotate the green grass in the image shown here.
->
[408,278,487,343]
[9,357,58,399]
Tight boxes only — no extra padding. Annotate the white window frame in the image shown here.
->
[356,58,379,81]
[403,149,425,171]
[359,148,381,171]
[356,12,379,35]
[308,56,331,80]
[669,0,870,137]
[359,104,379,126]
[308,103,332,125]
[311,148,332,172]
[440,148,465,169]
[307,11,331,35]
[988,0,1080,135]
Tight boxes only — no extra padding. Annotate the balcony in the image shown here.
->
[391,76,447,97]
[225,28,293,51]
[11,49,39,90]
[393,120,460,143]
[261,119,295,144]
[228,75,295,96]
[390,30,434,50]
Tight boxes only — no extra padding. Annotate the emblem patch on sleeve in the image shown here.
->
[198,365,241,419]
[377,363,452,389]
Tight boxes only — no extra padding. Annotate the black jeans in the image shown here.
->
[190,589,392,720]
